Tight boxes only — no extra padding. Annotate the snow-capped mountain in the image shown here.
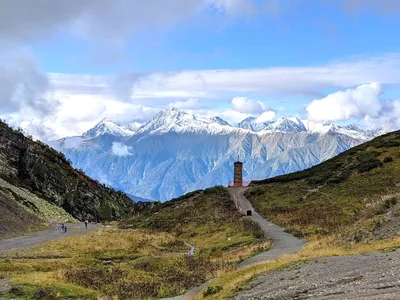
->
[135,108,234,135]
[239,117,307,133]
[83,119,135,138]
[51,108,386,201]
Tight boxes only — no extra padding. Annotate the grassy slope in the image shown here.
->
[0,187,269,299]
[123,186,266,257]
[246,130,400,240]
[0,191,44,240]
[0,120,144,224]
[195,131,400,299]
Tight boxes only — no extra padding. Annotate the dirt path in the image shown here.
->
[0,223,98,253]
[162,188,306,300]
[229,188,306,268]
[233,250,400,299]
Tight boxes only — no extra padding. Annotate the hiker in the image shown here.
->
[61,224,65,233]
[84,220,88,230]
[64,225,68,233]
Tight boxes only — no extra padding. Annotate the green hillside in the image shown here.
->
[246,130,400,241]
[124,186,266,256]
[0,120,152,238]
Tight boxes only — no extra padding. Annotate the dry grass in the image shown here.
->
[194,236,400,299]
[10,228,184,259]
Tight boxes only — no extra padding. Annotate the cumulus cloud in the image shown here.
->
[256,111,276,123]
[364,98,400,131]
[112,142,132,156]
[231,97,267,114]
[306,83,383,122]
[169,98,200,109]
[6,53,400,140]
[0,54,58,117]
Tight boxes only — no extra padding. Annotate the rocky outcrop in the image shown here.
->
[0,120,147,222]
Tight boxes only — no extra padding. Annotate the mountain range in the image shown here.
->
[51,108,385,201]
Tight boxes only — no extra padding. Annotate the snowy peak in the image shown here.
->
[122,122,142,132]
[266,117,307,133]
[239,117,306,133]
[80,109,384,141]
[83,118,134,138]
[136,108,232,135]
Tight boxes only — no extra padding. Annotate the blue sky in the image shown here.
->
[30,1,400,74]
[1,0,400,139]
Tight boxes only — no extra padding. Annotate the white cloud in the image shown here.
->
[0,0,266,47]
[5,53,400,140]
[231,97,266,114]
[306,83,383,122]
[0,54,57,116]
[256,111,276,123]
[111,142,131,156]
[169,98,200,109]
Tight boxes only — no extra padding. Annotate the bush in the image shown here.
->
[242,219,265,239]
[9,286,24,296]
[383,157,393,163]
[356,159,383,173]
[356,151,383,173]
[34,287,58,300]
[203,285,223,297]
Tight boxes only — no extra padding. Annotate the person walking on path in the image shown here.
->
[64,225,67,233]
[61,224,65,233]
[84,220,88,230]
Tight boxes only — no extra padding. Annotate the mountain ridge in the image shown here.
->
[52,108,386,201]
[0,119,154,238]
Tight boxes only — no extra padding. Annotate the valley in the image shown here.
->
[53,108,381,201]
[1,119,400,299]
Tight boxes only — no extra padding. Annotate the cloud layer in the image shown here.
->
[307,83,383,122]
[1,53,400,140]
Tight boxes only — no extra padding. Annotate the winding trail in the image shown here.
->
[163,188,306,300]
[230,188,306,268]
[0,223,98,253]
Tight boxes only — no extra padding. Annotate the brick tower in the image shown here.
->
[233,161,243,187]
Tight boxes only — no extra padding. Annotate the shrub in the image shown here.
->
[356,151,383,173]
[356,159,383,173]
[9,286,24,296]
[383,157,393,163]
[242,219,265,239]
[34,287,58,300]
[203,285,223,297]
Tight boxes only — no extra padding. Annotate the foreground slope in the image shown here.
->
[246,130,400,240]
[0,187,269,299]
[0,120,149,238]
[124,187,266,253]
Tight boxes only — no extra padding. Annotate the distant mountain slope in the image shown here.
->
[246,130,400,242]
[52,108,383,201]
[0,120,149,235]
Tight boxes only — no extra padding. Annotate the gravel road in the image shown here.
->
[0,222,98,253]
[232,250,400,299]
[228,188,306,268]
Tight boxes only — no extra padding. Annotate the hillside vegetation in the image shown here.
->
[1,187,268,299]
[247,130,400,241]
[0,120,153,238]
[124,186,266,257]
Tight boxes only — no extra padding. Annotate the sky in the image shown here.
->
[1,0,400,140]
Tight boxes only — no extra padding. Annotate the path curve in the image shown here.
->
[229,187,306,268]
[0,223,98,253]
[162,188,306,300]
